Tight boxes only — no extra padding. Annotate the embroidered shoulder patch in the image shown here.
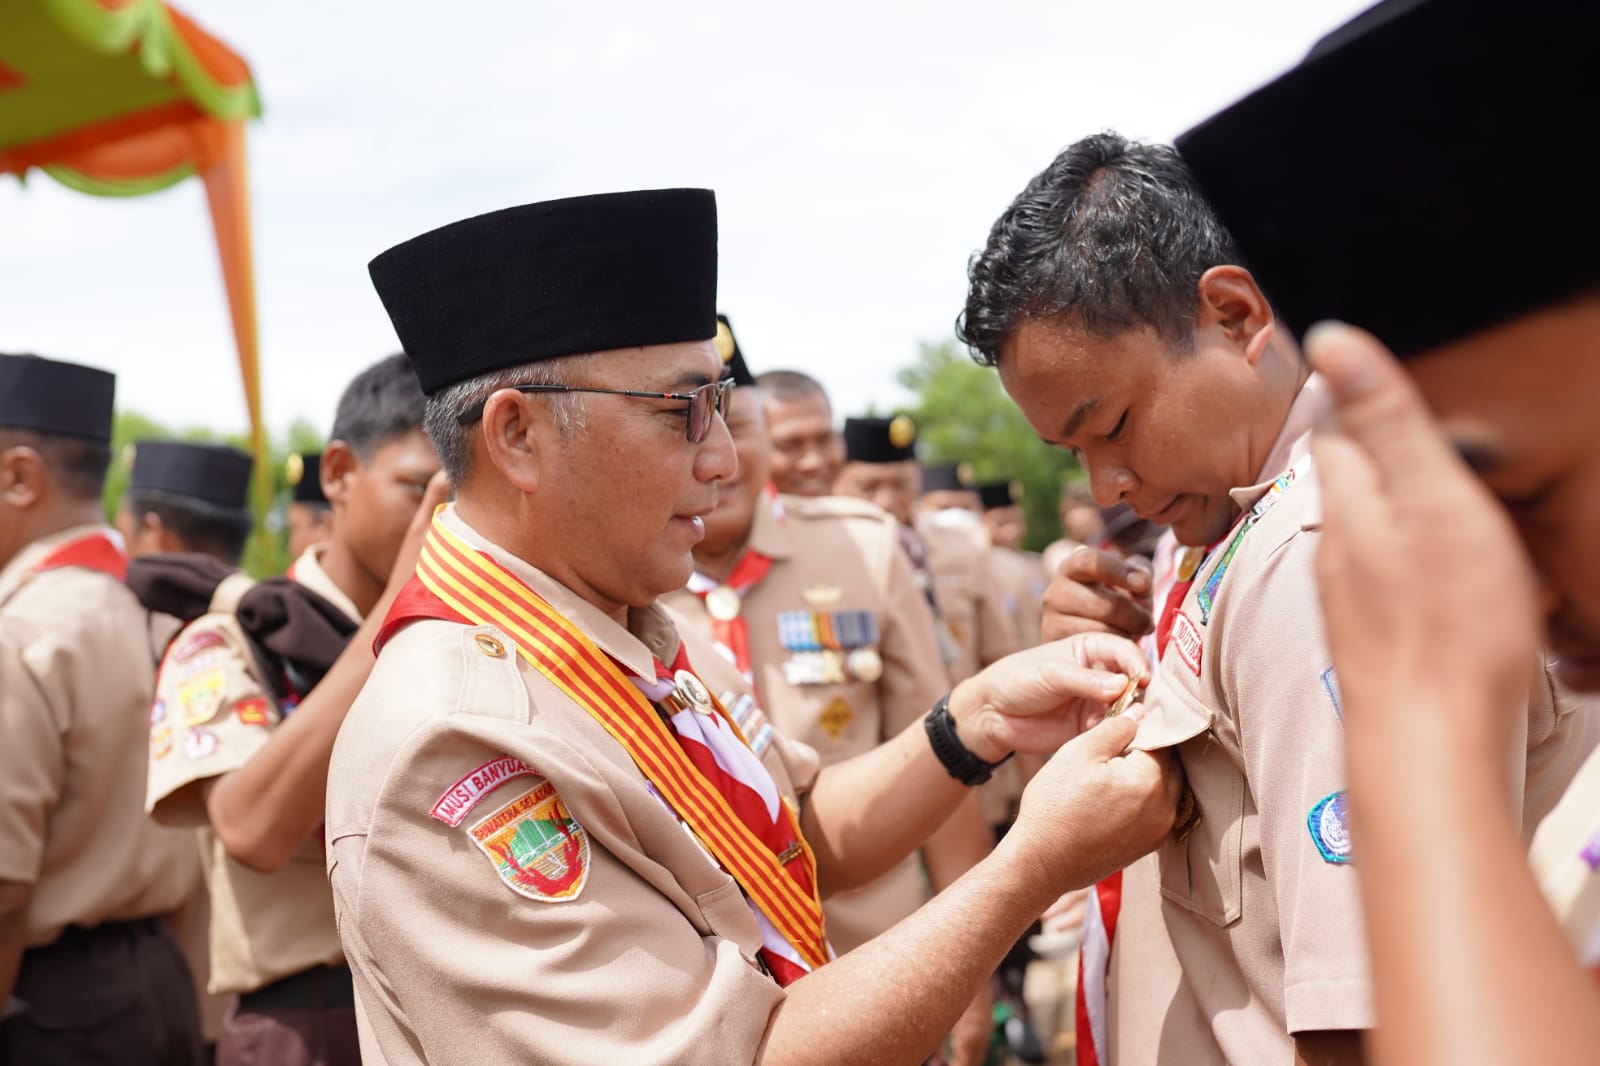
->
[469,779,589,902]
[431,756,537,826]
[178,671,228,726]
[233,697,272,727]
[172,629,227,664]
[1170,611,1203,676]
[1308,790,1352,864]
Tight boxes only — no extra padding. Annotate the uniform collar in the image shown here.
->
[1228,373,1324,513]
[439,504,676,682]
[744,489,794,562]
[289,544,363,623]
[0,523,115,608]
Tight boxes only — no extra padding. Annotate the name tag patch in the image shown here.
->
[431,756,538,827]
[1308,790,1352,864]
[469,780,589,902]
[1170,611,1203,676]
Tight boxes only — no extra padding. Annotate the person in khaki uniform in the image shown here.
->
[1175,6,1600,1059]
[978,480,1048,648]
[661,325,993,1063]
[119,439,259,1053]
[833,422,1020,687]
[330,187,1180,1066]
[143,354,444,1066]
[0,353,204,1066]
[756,368,845,499]
[957,132,1600,1065]
[916,462,1021,685]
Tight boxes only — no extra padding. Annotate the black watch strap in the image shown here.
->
[924,693,1012,786]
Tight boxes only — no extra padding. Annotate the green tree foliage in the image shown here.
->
[896,341,1081,551]
[104,412,326,578]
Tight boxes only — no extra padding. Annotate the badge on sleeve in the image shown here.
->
[1308,790,1353,864]
[469,779,589,902]
[178,671,227,726]
[172,629,226,664]
[1170,611,1203,676]
[233,697,272,727]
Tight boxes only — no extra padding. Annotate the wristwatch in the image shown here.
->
[924,692,1012,786]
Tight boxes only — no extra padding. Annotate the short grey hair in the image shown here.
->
[423,354,596,484]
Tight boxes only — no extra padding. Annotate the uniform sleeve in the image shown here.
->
[976,554,1022,669]
[875,529,948,738]
[1217,530,1372,1035]
[1520,662,1600,841]
[332,722,786,1066]
[0,635,64,884]
[147,618,279,824]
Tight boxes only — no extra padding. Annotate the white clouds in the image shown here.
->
[0,0,1369,437]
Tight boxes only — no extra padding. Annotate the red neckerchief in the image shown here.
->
[28,530,127,581]
[692,550,772,679]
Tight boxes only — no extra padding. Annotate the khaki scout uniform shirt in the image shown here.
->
[918,515,1020,685]
[988,546,1048,649]
[1112,381,1599,1066]
[326,507,822,1066]
[145,545,356,995]
[0,525,198,946]
[663,492,948,954]
[1532,716,1600,971]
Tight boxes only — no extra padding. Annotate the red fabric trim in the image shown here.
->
[373,574,468,654]
[28,531,127,581]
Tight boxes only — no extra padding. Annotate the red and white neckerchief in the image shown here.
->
[28,529,127,581]
[620,641,825,986]
[686,485,784,693]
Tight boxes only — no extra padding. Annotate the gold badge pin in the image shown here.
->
[121,443,137,474]
[715,320,735,363]
[1106,674,1141,718]
[673,669,715,714]
[819,696,854,739]
[847,647,883,684]
[888,414,916,450]
[285,452,305,486]
[706,586,742,622]
[473,633,506,658]
[801,584,843,608]
[956,461,975,487]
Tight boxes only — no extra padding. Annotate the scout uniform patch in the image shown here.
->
[178,670,227,726]
[184,727,218,761]
[172,629,227,664]
[148,699,166,727]
[233,696,272,727]
[1308,790,1353,864]
[431,756,538,827]
[1170,612,1203,676]
[469,779,589,902]
[150,724,173,760]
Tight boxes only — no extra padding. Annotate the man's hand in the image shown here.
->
[949,633,1149,763]
[1308,322,1539,761]
[1041,548,1154,642]
[1003,716,1177,890]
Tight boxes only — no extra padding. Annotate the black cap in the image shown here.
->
[977,480,1020,510]
[921,461,974,495]
[843,415,917,464]
[129,441,253,513]
[370,189,719,396]
[288,452,326,505]
[715,314,756,387]
[1176,0,1600,359]
[0,353,116,442]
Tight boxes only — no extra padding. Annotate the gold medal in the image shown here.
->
[847,647,884,683]
[1176,546,1204,583]
[672,669,715,714]
[706,586,742,621]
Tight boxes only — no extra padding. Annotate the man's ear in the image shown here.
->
[1196,265,1276,364]
[0,445,46,509]
[480,389,545,494]
[147,512,185,554]
[321,441,357,505]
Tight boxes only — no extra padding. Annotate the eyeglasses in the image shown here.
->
[456,379,735,443]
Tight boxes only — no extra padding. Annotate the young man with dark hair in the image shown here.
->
[0,354,204,1065]
[141,352,444,1066]
[1172,3,1600,1062]
[118,441,255,565]
[959,132,1598,1066]
[757,368,845,498]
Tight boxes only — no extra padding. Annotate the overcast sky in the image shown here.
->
[1,0,1371,440]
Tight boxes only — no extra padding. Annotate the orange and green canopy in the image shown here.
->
[0,0,268,516]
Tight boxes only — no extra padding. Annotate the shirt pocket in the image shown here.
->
[1157,734,1245,928]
